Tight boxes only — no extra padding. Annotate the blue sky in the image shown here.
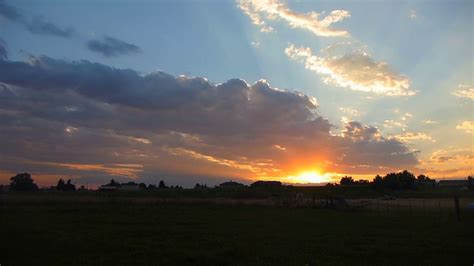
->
[0,0,472,186]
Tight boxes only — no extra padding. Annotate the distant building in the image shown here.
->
[218,180,245,189]
[119,182,140,191]
[99,185,119,191]
[250,180,282,188]
[437,180,468,187]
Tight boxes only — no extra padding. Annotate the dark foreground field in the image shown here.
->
[1,194,473,266]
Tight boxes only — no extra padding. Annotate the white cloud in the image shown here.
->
[251,41,260,48]
[392,132,435,143]
[285,44,415,96]
[452,84,474,100]
[409,9,417,20]
[456,121,474,133]
[339,107,360,118]
[237,0,350,37]
[383,119,406,130]
[422,120,438,125]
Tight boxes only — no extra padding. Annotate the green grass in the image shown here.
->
[1,194,473,266]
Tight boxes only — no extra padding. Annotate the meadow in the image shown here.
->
[1,191,473,266]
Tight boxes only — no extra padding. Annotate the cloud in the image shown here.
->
[87,36,141,57]
[237,0,350,37]
[0,38,7,60]
[409,9,417,20]
[422,120,438,125]
[24,17,75,38]
[456,121,474,133]
[452,84,474,100]
[0,0,20,22]
[285,44,415,96]
[0,0,74,38]
[417,146,473,178]
[392,132,435,143]
[0,55,418,186]
[339,107,360,118]
[251,41,260,48]
[429,147,473,163]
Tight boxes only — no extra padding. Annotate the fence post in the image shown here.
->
[454,196,461,222]
[423,200,426,216]
[409,200,412,216]
[438,200,441,219]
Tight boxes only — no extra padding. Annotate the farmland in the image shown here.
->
[1,191,473,266]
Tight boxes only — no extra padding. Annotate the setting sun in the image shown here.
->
[286,171,332,184]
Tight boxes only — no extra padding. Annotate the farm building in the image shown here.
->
[218,181,245,189]
[437,180,468,187]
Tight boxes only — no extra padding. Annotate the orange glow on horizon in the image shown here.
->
[284,170,332,184]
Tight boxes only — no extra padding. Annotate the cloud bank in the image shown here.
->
[0,55,418,186]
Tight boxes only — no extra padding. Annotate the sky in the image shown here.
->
[0,0,472,187]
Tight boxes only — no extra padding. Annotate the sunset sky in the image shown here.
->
[0,0,472,187]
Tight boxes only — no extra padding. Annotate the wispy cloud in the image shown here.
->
[0,38,7,60]
[251,41,260,48]
[392,132,435,143]
[409,9,417,20]
[422,120,438,125]
[237,0,350,37]
[452,84,474,100]
[0,0,75,38]
[0,0,21,21]
[87,36,141,57]
[25,17,75,38]
[285,44,415,96]
[456,121,474,133]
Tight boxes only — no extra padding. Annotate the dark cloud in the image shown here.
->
[0,55,418,186]
[0,0,21,21]
[87,36,141,57]
[24,17,75,38]
[0,0,74,38]
[0,38,6,60]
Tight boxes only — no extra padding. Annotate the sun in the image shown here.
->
[287,171,331,184]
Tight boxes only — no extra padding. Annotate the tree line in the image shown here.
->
[3,171,474,192]
[338,170,473,190]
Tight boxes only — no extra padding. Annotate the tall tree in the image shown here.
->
[10,173,39,191]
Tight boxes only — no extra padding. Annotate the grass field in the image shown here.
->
[1,193,473,266]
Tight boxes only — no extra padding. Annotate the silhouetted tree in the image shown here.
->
[340,176,355,185]
[194,183,208,189]
[416,174,435,187]
[468,176,473,190]
[64,179,76,191]
[10,173,38,191]
[57,178,65,190]
[158,180,167,189]
[138,183,147,190]
[372,175,383,190]
[399,170,416,189]
[372,170,417,190]
[105,179,121,187]
[56,178,76,191]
